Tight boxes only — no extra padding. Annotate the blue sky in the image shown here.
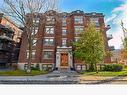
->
[60,0,122,14]
[60,0,127,49]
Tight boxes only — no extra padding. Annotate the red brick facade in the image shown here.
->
[18,10,112,70]
[0,13,22,68]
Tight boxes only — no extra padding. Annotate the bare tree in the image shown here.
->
[121,20,127,38]
[1,0,59,73]
[121,20,127,63]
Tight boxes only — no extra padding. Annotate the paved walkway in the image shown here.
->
[79,75,127,84]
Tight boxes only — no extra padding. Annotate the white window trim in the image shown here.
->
[44,37,54,38]
[45,26,54,34]
[32,38,37,46]
[26,50,36,59]
[74,16,83,24]
[43,51,53,59]
[43,49,54,51]
[44,38,54,46]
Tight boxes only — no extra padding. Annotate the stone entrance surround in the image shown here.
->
[55,46,73,70]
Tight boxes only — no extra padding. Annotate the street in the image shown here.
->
[1,70,127,84]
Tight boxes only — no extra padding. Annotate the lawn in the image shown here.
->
[81,70,127,76]
[0,70,48,76]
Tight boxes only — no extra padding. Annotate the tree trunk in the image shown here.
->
[95,63,98,73]
[26,36,32,73]
[89,63,94,71]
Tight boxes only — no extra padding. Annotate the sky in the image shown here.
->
[59,0,127,49]
[0,0,127,49]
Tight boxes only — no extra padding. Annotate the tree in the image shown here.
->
[1,0,58,73]
[121,21,127,62]
[73,23,105,71]
[121,21,127,49]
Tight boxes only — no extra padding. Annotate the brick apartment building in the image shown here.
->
[18,10,114,71]
[0,13,22,69]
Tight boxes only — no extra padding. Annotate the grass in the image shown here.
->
[81,70,127,76]
[0,70,48,76]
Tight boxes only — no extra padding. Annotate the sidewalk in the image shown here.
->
[79,75,127,84]
[0,70,79,84]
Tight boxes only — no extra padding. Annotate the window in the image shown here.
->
[32,27,38,35]
[74,26,84,35]
[26,50,36,59]
[6,33,13,38]
[43,51,53,59]
[90,18,99,26]
[33,18,40,27]
[96,28,100,32]
[0,43,3,48]
[33,18,40,23]
[32,39,37,46]
[62,18,66,26]
[46,16,55,24]
[75,38,79,42]
[74,16,83,24]
[45,26,54,34]
[6,22,11,28]
[44,38,54,46]
[62,38,67,46]
[62,28,67,35]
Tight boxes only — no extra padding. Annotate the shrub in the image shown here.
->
[11,63,18,70]
[35,64,40,70]
[103,64,123,72]
[31,64,40,70]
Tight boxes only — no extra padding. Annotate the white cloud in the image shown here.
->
[105,14,117,24]
[107,1,127,49]
[112,3,127,12]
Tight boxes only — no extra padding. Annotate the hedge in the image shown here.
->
[103,64,123,72]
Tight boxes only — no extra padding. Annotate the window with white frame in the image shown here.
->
[90,18,99,26]
[75,38,79,42]
[26,50,36,59]
[33,18,40,27]
[74,16,83,24]
[62,38,67,46]
[96,28,101,32]
[45,26,54,34]
[62,28,67,35]
[32,39,37,46]
[43,51,53,59]
[74,26,84,35]
[32,27,38,35]
[44,38,54,46]
[46,16,55,24]
[33,17,40,23]
[62,18,67,26]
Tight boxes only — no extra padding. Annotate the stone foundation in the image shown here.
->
[18,63,54,71]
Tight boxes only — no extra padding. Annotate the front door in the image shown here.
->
[60,53,68,68]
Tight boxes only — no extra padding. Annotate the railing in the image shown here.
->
[0,47,13,52]
[107,25,111,29]
[109,46,115,51]
[0,58,9,63]
[107,34,113,40]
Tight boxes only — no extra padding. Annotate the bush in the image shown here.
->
[35,64,40,70]
[103,64,123,72]
[31,64,40,70]
[11,63,18,70]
